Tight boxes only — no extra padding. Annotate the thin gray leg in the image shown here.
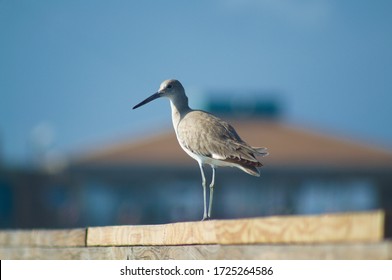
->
[208,166,216,219]
[198,162,208,221]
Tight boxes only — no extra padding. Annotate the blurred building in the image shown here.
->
[1,97,392,228]
[68,97,392,224]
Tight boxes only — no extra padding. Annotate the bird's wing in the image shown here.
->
[177,111,263,165]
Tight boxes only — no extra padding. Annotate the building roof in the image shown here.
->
[72,120,392,169]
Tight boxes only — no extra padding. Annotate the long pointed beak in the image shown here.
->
[132,92,161,109]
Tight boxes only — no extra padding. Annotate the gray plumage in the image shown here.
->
[177,110,267,176]
[133,79,268,220]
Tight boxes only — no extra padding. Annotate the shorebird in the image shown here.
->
[133,79,268,220]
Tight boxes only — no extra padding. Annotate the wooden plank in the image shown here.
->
[0,228,86,247]
[87,211,385,246]
[0,242,391,260]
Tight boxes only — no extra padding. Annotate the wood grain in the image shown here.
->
[1,242,391,260]
[87,211,385,246]
[0,211,388,260]
[0,228,86,247]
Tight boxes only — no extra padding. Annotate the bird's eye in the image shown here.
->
[167,85,172,89]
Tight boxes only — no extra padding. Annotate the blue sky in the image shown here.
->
[1,0,392,166]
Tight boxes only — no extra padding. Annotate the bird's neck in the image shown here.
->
[169,96,191,133]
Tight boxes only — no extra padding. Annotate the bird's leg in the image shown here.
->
[198,163,208,221]
[208,166,216,219]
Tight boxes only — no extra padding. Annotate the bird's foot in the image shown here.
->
[201,216,211,221]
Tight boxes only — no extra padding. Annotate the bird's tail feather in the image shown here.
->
[239,165,260,177]
[253,147,269,157]
[225,146,267,176]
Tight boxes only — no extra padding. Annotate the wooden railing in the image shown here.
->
[0,210,391,259]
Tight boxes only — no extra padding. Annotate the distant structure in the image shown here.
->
[2,93,392,228]
[203,91,282,120]
[68,94,392,225]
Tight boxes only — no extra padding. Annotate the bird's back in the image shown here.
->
[176,110,267,176]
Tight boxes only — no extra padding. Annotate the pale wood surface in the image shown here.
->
[0,228,86,247]
[1,242,391,260]
[0,211,388,259]
[87,211,385,246]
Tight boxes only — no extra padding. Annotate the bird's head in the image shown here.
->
[133,79,186,110]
